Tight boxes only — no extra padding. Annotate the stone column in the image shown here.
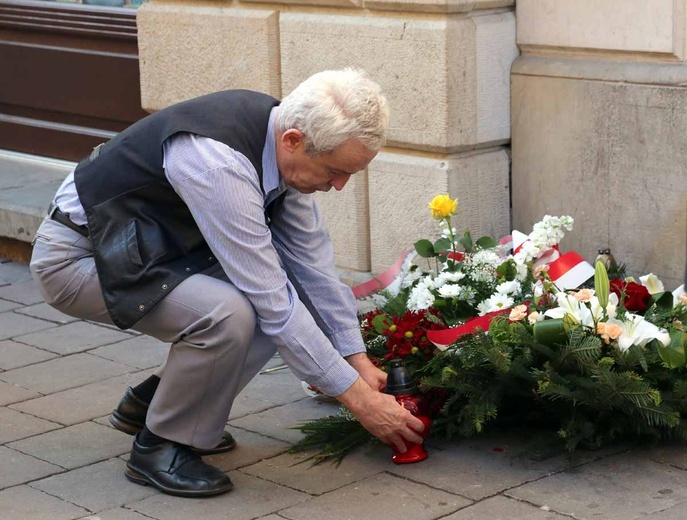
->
[513,0,687,288]
[137,0,518,275]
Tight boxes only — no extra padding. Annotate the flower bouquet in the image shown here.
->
[291,194,687,465]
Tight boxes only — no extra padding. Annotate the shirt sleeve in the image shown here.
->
[268,190,367,359]
[163,134,360,396]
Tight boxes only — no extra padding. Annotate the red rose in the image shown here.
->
[610,279,651,312]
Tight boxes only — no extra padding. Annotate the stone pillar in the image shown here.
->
[513,0,687,288]
[137,0,518,275]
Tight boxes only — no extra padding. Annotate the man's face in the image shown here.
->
[278,132,377,194]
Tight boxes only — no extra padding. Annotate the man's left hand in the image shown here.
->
[345,353,387,392]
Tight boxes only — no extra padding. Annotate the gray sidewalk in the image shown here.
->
[2,262,687,520]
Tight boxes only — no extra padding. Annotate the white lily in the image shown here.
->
[605,313,671,351]
[673,284,686,308]
[588,293,619,323]
[639,273,665,295]
[544,292,593,326]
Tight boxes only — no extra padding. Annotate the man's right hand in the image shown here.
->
[336,377,425,453]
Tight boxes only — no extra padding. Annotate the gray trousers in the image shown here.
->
[30,217,279,448]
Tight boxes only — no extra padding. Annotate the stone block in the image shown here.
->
[130,471,309,520]
[442,496,566,519]
[517,0,685,60]
[90,335,169,370]
[0,353,132,394]
[280,472,470,520]
[507,452,687,519]
[0,485,87,519]
[0,261,34,284]
[229,398,340,444]
[10,371,151,426]
[31,458,157,513]
[242,447,389,495]
[365,0,514,13]
[368,148,510,273]
[0,340,57,370]
[138,5,280,112]
[511,60,687,288]
[9,422,132,470]
[15,303,80,324]
[0,408,61,444]
[244,0,360,7]
[280,11,517,151]
[0,447,63,489]
[80,509,153,520]
[0,380,40,406]
[0,279,50,305]
[16,321,132,355]
[0,298,20,312]
[204,429,290,472]
[315,170,370,271]
[0,312,55,341]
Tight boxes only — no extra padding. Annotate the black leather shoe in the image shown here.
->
[111,387,237,455]
[126,439,234,498]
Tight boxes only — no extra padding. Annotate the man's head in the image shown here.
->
[275,69,389,194]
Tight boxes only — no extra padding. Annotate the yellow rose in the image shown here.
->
[428,194,458,220]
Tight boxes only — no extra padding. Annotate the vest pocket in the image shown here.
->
[125,220,143,267]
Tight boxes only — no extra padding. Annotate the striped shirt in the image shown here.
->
[53,107,363,396]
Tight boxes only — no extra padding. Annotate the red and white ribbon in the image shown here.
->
[547,251,595,290]
[352,249,416,299]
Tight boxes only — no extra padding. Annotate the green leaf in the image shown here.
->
[371,314,393,334]
[475,236,497,249]
[649,291,674,312]
[459,231,473,252]
[656,333,687,369]
[433,238,452,254]
[414,239,436,258]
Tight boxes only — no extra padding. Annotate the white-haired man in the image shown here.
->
[30,69,424,498]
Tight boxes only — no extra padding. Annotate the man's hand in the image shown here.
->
[336,377,424,453]
[345,353,387,392]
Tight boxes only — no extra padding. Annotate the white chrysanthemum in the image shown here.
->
[400,268,424,289]
[477,294,514,316]
[438,284,462,298]
[496,280,522,296]
[408,284,435,310]
[470,250,503,269]
[436,271,465,284]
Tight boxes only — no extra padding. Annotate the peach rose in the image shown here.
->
[573,289,595,302]
[597,322,623,344]
[534,265,550,278]
[527,311,542,325]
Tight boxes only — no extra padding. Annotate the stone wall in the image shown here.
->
[513,0,687,289]
[137,0,518,274]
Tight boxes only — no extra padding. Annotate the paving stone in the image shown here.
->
[0,339,57,369]
[641,442,687,470]
[0,353,132,394]
[0,262,34,284]
[0,407,62,444]
[0,379,40,405]
[15,302,81,324]
[130,470,309,520]
[9,370,151,426]
[280,472,470,520]
[78,509,154,520]
[229,398,341,444]
[229,393,281,419]
[0,446,63,489]
[644,501,687,519]
[254,516,286,520]
[9,422,132,470]
[0,278,45,304]
[205,429,290,472]
[389,435,575,500]
[17,321,133,355]
[90,335,169,370]
[0,485,88,519]
[441,496,567,519]
[0,297,20,312]
[241,369,312,407]
[31,458,157,513]
[507,452,687,520]
[242,446,390,495]
[0,311,55,340]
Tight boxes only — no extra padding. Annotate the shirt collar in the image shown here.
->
[262,107,286,204]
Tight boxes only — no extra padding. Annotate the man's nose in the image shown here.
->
[331,173,352,191]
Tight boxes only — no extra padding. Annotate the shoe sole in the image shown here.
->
[111,412,237,455]
[125,466,234,498]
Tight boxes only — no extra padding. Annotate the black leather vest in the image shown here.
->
[74,90,280,329]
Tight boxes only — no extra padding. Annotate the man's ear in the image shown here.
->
[280,129,305,153]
